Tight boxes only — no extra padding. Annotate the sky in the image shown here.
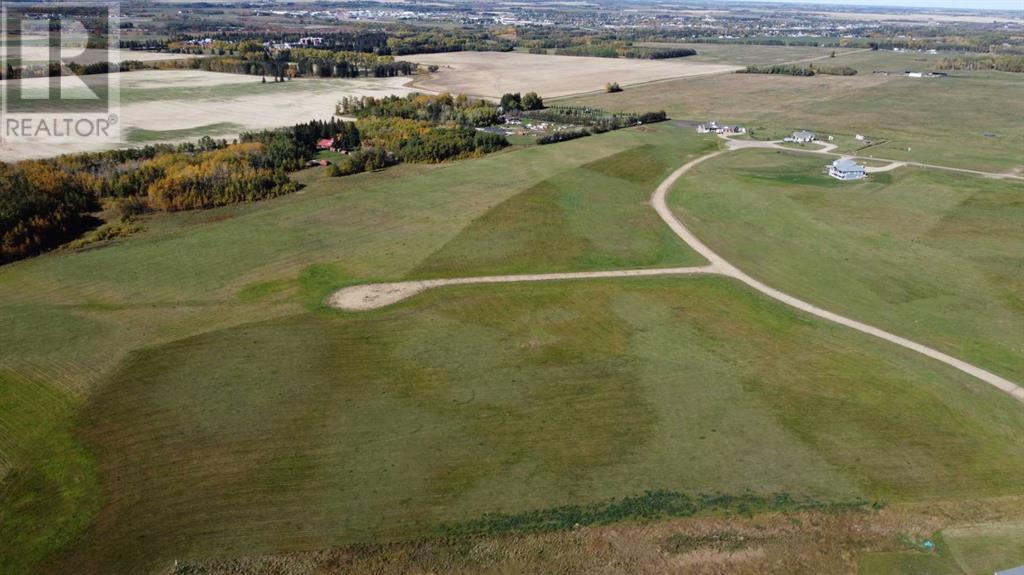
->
[727,0,1023,10]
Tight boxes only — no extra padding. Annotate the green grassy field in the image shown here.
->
[2,124,1023,574]
[670,149,1024,383]
[0,127,690,573]
[411,136,715,277]
[944,521,1024,574]
[44,278,1024,573]
[559,59,1024,173]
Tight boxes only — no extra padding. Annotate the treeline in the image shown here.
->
[0,119,362,263]
[334,93,510,166]
[0,60,154,80]
[195,49,416,79]
[338,92,501,128]
[517,106,667,133]
[537,129,590,145]
[384,28,514,56]
[499,92,544,111]
[739,64,857,76]
[936,54,1024,73]
[554,42,696,59]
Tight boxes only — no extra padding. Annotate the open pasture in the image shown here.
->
[670,148,1024,383]
[943,521,1024,574]
[2,123,1023,573]
[412,51,740,98]
[40,276,1024,574]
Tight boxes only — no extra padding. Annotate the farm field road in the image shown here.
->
[330,140,1024,403]
[330,266,717,310]
[651,148,1024,403]
[725,137,1024,180]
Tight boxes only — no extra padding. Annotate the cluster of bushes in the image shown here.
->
[1,162,100,264]
[605,82,623,93]
[739,64,857,76]
[143,143,298,212]
[339,93,502,128]
[328,147,393,177]
[499,92,544,111]
[936,54,1024,73]
[336,96,510,166]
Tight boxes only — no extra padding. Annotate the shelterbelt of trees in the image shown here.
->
[739,64,858,76]
[936,54,1024,73]
[188,41,418,79]
[518,106,668,135]
[549,43,697,59]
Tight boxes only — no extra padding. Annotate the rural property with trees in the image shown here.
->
[1,0,1023,574]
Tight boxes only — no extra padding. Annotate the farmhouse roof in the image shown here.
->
[832,158,864,172]
[793,130,815,139]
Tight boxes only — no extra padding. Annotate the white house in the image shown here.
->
[785,130,816,143]
[828,158,866,181]
[697,121,745,135]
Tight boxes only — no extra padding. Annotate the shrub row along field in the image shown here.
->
[738,63,858,76]
[2,125,1023,574]
[168,499,1024,574]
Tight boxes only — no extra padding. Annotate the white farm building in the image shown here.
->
[828,158,866,181]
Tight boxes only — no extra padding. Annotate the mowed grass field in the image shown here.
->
[1,124,1023,573]
[40,278,1024,573]
[559,53,1024,173]
[669,149,1024,383]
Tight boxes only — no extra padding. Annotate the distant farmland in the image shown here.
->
[0,71,417,160]
[411,51,740,98]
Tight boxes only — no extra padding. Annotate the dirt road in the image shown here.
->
[328,142,1024,402]
[650,148,1024,402]
[725,137,1024,181]
[329,266,716,310]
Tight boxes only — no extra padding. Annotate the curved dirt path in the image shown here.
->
[725,137,1024,181]
[330,266,716,311]
[328,142,1023,402]
[653,150,1024,402]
